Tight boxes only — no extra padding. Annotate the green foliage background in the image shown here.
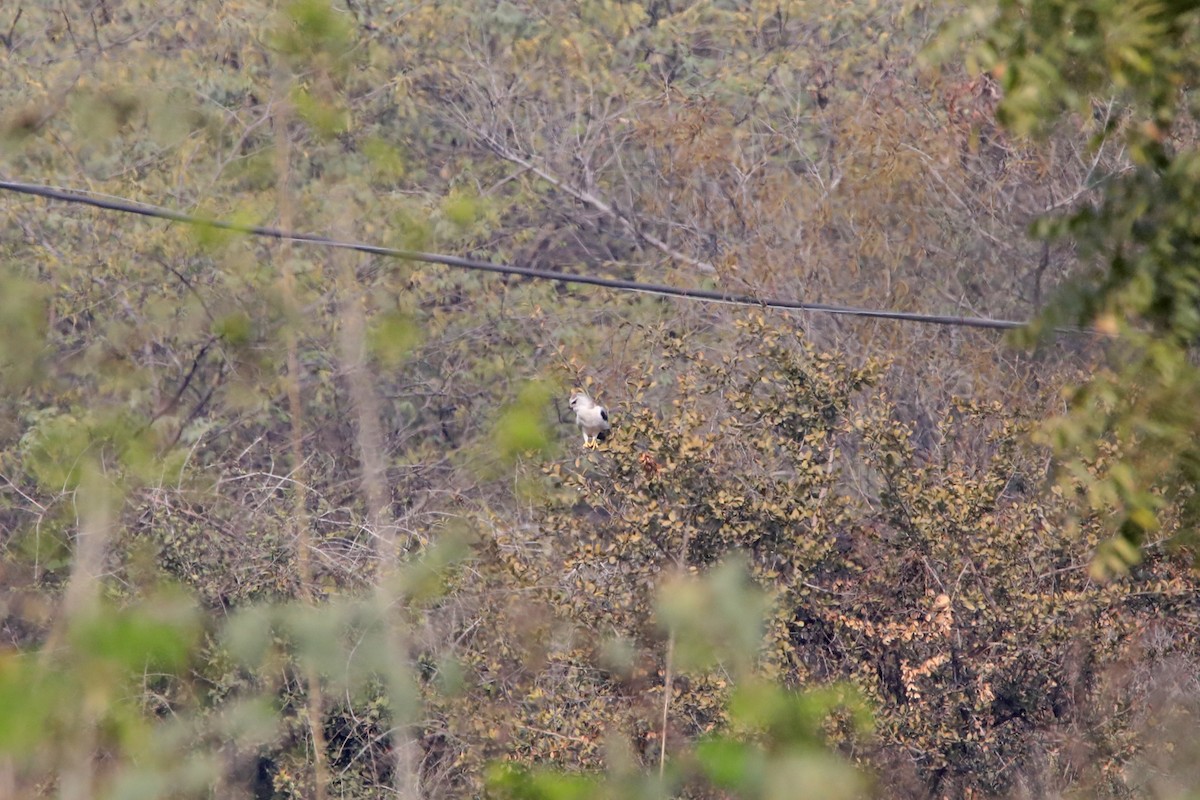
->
[2,0,1200,798]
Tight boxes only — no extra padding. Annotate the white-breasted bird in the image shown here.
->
[569,390,611,449]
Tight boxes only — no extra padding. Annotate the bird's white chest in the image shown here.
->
[576,406,607,428]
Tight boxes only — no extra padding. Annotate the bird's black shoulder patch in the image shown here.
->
[600,408,609,422]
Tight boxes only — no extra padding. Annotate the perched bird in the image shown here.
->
[569,390,611,448]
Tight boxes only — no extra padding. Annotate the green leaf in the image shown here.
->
[69,595,199,673]
[368,309,421,367]
[493,380,555,462]
[696,737,763,791]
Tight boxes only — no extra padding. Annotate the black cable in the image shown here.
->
[0,179,1038,332]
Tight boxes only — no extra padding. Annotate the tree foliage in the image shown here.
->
[966,0,1200,573]
[1,0,1199,798]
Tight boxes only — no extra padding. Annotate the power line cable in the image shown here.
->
[1,179,1045,332]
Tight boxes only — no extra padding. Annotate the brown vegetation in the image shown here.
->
[1,1,1198,798]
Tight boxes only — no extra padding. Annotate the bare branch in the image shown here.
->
[471,129,717,275]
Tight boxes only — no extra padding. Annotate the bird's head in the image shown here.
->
[568,390,590,410]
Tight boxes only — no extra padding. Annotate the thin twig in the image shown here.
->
[473,131,717,275]
[273,74,329,800]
